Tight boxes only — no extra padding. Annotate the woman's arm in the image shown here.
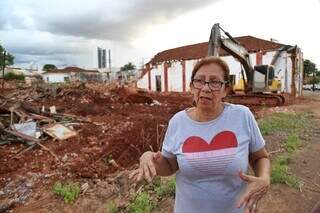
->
[154,152,179,176]
[130,151,179,182]
[249,147,271,183]
[237,147,271,213]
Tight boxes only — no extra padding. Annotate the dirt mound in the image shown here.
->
[0,83,192,185]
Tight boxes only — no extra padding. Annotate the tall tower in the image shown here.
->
[97,47,107,69]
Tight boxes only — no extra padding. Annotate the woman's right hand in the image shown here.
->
[129,151,162,183]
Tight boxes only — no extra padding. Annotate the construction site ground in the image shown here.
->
[0,82,319,212]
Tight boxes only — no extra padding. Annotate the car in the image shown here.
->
[303,84,312,90]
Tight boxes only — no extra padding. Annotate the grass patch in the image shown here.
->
[259,112,310,135]
[154,178,176,198]
[283,132,302,153]
[53,181,81,203]
[271,155,299,188]
[127,192,154,213]
[125,177,175,213]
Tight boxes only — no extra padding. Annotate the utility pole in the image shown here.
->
[108,49,111,72]
[312,68,315,92]
[2,50,6,89]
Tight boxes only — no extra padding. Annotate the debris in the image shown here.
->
[81,183,89,194]
[49,106,57,114]
[109,159,121,169]
[43,123,77,140]
[150,100,161,106]
[0,81,194,207]
[11,121,38,138]
[62,154,68,163]
[5,129,40,143]
[5,130,60,161]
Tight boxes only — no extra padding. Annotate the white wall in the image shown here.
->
[221,55,242,83]
[43,73,70,83]
[185,59,198,91]
[137,50,303,95]
[168,62,183,92]
[150,64,163,91]
[137,72,148,88]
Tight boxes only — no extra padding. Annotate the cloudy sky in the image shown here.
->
[0,0,319,69]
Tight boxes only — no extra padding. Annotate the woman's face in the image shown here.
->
[190,63,228,111]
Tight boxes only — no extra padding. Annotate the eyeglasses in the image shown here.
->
[192,79,227,91]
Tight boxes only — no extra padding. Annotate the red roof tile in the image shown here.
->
[44,66,99,74]
[149,36,285,64]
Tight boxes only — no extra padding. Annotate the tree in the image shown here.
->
[303,59,318,78]
[43,64,57,71]
[0,45,14,67]
[120,62,136,72]
[304,59,320,91]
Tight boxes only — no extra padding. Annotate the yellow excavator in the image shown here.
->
[208,23,286,106]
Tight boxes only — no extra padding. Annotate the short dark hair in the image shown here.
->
[191,56,230,83]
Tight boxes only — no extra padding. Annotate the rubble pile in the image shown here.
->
[0,82,192,184]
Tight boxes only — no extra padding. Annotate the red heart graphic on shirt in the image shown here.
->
[182,131,238,176]
[182,131,238,153]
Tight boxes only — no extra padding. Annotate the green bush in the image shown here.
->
[271,155,299,188]
[284,132,301,153]
[53,181,81,203]
[155,178,176,198]
[127,192,154,213]
[4,72,25,80]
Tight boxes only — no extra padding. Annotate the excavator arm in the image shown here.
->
[208,23,254,91]
[207,23,287,107]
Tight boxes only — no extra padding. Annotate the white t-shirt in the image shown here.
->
[161,103,265,213]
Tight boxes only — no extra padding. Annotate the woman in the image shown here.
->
[130,56,270,213]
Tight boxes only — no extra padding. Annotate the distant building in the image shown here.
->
[3,66,42,85]
[137,36,303,96]
[97,47,107,69]
[117,69,141,85]
[42,66,101,83]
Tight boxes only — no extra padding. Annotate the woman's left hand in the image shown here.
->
[237,171,270,213]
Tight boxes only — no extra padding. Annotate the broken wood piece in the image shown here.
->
[29,113,55,123]
[81,183,89,194]
[4,129,60,161]
[21,102,41,114]
[13,109,30,123]
[42,123,77,140]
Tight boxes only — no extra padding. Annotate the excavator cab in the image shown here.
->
[253,65,281,93]
[252,65,274,92]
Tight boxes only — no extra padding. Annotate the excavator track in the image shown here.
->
[223,93,289,107]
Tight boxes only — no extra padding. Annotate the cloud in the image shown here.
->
[2,0,218,41]
[0,29,94,67]
[0,0,219,67]
[0,1,13,29]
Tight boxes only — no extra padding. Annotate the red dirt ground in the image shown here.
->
[4,82,316,212]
